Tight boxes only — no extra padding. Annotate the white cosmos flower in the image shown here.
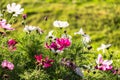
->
[62,34,72,40]
[46,30,55,40]
[97,44,111,53]
[82,34,91,44]
[53,20,69,28]
[23,25,37,33]
[7,3,24,16]
[74,28,85,35]
[36,27,44,34]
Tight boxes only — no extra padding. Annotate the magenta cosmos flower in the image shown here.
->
[35,54,54,68]
[42,57,54,68]
[95,54,113,71]
[0,19,15,30]
[8,39,17,50]
[1,60,14,70]
[45,38,71,53]
[35,54,42,65]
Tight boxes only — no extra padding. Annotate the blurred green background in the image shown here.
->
[1,0,120,51]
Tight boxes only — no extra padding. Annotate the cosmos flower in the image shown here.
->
[45,38,71,53]
[61,33,72,41]
[46,30,55,40]
[8,39,17,50]
[43,57,54,68]
[0,19,14,30]
[34,54,42,65]
[97,44,111,53]
[74,28,91,44]
[1,60,14,70]
[23,25,43,34]
[95,54,113,71]
[7,3,24,16]
[24,25,37,32]
[53,20,69,28]
[74,28,85,35]
[82,34,91,44]
[34,54,54,68]
[56,38,71,49]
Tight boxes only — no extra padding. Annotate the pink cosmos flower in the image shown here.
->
[56,38,71,50]
[8,39,17,50]
[45,38,71,53]
[34,54,42,65]
[95,54,113,71]
[0,19,15,30]
[43,57,54,68]
[34,54,54,68]
[1,60,14,70]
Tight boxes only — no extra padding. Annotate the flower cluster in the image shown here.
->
[35,54,54,68]
[1,60,14,70]
[95,54,113,71]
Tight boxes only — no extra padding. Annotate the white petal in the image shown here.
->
[102,60,113,65]
[96,54,103,64]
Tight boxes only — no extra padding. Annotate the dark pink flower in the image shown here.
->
[34,54,42,65]
[34,54,54,68]
[8,39,17,51]
[45,38,71,53]
[56,38,71,48]
[1,60,14,70]
[43,57,54,68]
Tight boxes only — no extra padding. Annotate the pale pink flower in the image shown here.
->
[0,19,14,30]
[95,54,113,71]
[1,60,14,70]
